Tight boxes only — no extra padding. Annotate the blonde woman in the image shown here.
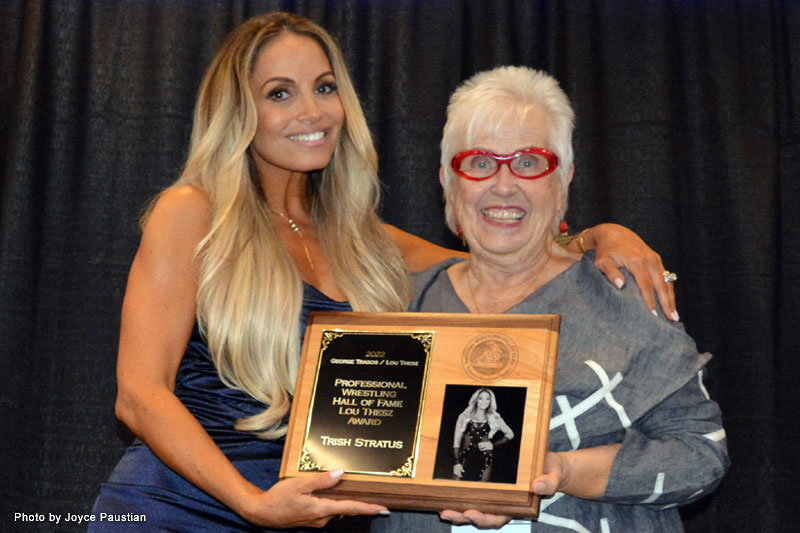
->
[453,388,514,482]
[91,12,677,530]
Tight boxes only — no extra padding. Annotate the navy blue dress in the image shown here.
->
[90,284,351,531]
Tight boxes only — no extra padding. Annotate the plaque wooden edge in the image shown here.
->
[314,480,541,518]
[280,311,560,518]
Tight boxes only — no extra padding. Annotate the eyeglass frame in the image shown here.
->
[450,147,559,181]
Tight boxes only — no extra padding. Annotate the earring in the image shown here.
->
[554,221,571,246]
[456,227,466,248]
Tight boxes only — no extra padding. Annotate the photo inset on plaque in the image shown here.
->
[433,385,526,484]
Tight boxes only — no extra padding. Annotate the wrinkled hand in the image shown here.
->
[478,441,494,451]
[453,463,465,478]
[238,470,388,528]
[440,509,511,529]
[440,454,568,528]
[590,223,678,321]
[531,452,566,497]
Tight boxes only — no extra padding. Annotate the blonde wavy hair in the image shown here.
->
[461,387,498,419]
[148,12,410,439]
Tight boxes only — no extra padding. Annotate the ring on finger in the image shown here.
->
[662,270,678,283]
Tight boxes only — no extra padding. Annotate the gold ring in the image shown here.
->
[663,271,678,283]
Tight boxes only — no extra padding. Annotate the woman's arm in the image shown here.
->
[452,447,465,478]
[116,187,260,517]
[384,224,466,272]
[441,442,619,528]
[452,414,467,477]
[442,369,727,527]
[452,413,467,447]
[443,444,621,528]
[385,223,677,320]
[533,369,728,506]
[116,187,387,528]
[531,444,621,499]
[494,413,514,441]
[481,414,514,451]
[596,369,729,506]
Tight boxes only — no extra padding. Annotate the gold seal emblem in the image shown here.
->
[462,333,518,382]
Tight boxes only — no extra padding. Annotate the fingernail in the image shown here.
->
[651,309,658,318]
[533,481,546,493]
[614,278,624,289]
[330,468,344,479]
[671,310,680,321]
[379,510,391,516]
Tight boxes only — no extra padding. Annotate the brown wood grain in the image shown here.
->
[280,311,559,518]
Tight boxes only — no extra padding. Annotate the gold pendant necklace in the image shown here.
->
[273,210,315,272]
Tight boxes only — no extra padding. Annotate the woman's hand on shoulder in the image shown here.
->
[237,470,388,528]
[583,223,678,321]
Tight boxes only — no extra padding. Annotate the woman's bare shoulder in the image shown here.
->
[139,186,211,263]
[144,186,211,236]
[152,186,211,219]
[384,224,467,272]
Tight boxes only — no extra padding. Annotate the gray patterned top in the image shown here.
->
[388,253,729,533]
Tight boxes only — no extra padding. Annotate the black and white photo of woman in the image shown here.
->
[452,387,515,483]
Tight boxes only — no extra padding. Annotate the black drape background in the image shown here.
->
[1,0,798,531]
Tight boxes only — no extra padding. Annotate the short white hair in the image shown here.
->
[440,66,575,234]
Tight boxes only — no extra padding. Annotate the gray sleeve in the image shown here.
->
[601,368,730,508]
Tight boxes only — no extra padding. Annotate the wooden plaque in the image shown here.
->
[280,311,560,518]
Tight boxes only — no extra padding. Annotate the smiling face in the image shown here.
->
[444,105,569,263]
[476,390,492,411]
[248,32,345,180]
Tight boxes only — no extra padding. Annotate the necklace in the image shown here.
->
[273,210,315,272]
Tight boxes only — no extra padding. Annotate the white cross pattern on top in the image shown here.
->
[549,360,632,450]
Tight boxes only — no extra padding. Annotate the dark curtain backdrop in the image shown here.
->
[1,0,798,531]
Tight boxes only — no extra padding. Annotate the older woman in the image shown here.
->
[398,67,728,531]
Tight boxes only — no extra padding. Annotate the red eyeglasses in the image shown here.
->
[451,147,559,181]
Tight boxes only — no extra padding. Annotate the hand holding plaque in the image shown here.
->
[280,311,559,518]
